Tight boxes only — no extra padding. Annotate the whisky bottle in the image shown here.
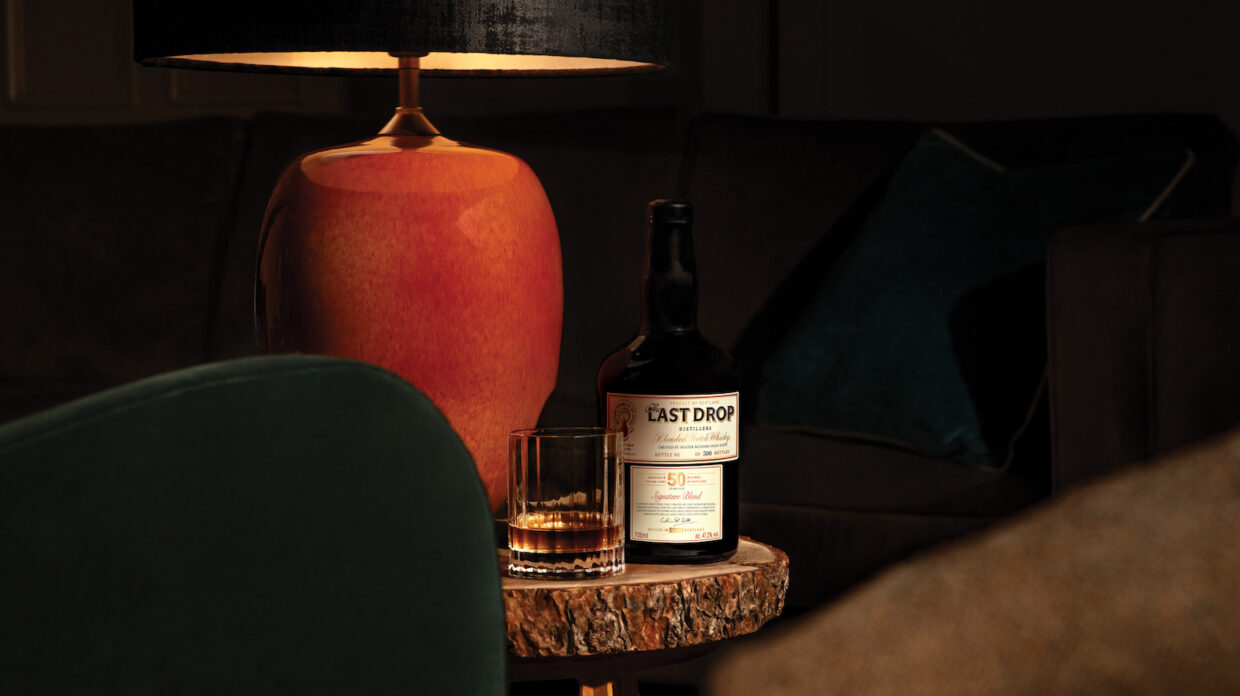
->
[597,199,739,563]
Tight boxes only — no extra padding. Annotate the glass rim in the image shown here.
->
[509,426,617,439]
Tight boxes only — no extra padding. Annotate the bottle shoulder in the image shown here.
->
[599,330,737,395]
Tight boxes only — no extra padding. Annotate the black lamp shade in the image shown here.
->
[133,0,672,76]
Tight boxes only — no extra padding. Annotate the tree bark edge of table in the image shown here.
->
[502,537,789,658]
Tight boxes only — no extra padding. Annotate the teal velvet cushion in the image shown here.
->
[0,356,505,695]
[757,130,1191,466]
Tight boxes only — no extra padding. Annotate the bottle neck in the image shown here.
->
[641,221,698,333]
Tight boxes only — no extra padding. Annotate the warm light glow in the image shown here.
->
[171,51,658,75]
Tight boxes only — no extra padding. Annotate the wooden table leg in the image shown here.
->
[579,679,614,696]
[513,643,718,696]
[578,675,638,696]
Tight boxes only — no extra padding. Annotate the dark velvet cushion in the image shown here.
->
[682,115,923,354]
[757,130,1191,466]
[0,356,505,694]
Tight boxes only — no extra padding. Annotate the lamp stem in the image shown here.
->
[379,53,439,136]
[398,55,420,109]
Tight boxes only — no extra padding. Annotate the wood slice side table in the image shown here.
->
[501,537,789,695]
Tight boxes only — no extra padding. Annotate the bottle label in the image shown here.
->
[628,464,724,543]
[606,392,737,544]
[605,392,739,464]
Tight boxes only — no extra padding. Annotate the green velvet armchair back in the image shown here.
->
[0,356,505,695]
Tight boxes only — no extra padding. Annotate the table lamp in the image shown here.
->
[133,1,671,512]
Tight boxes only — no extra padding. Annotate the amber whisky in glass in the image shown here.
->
[507,428,624,578]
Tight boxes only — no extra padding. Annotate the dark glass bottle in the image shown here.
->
[597,200,739,563]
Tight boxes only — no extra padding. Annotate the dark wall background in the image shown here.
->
[776,0,1240,123]
[6,2,1235,118]
[2,0,1238,198]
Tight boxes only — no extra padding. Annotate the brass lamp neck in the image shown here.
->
[398,54,421,109]
[379,53,439,136]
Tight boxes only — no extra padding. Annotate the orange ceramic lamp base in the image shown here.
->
[257,127,562,512]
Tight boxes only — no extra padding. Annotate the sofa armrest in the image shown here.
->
[1047,218,1240,489]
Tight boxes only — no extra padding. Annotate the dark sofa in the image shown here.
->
[3,108,1239,610]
